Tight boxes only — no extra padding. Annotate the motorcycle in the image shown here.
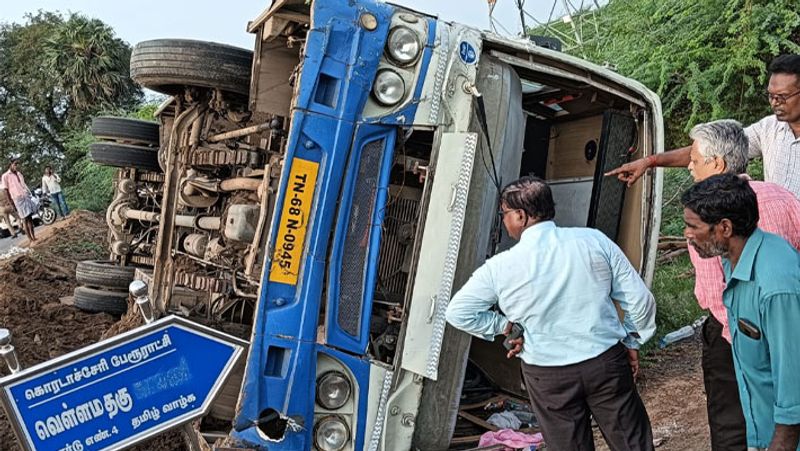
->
[33,188,57,225]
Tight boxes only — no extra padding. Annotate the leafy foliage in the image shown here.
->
[61,127,115,212]
[650,254,704,339]
[532,0,800,149]
[0,11,141,179]
[61,103,160,212]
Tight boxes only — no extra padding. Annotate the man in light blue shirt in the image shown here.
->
[446,175,656,451]
[682,174,800,451]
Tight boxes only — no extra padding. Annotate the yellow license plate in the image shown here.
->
[269,157,319,285]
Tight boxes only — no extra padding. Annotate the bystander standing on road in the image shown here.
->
[606,54,800,198]
[678,119,800,450]
[0,178,20,238]
[1,160,37,242]
[683,174,800,451]
[446,176,657,451]
[41,165,69,219]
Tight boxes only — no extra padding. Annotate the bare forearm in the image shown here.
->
[651,146,691,168]
[770,424,800,451]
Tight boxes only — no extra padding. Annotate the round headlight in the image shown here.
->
[387,27,421,64]
[316,371,351,410]
[372,70,406,106]
[314,416,350,451]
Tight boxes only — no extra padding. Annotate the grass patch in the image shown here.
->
[640,254,704,354]
[49,240,106,261]
[651,254,704,333]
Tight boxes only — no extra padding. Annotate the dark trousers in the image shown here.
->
[701,315,747,451]
[521,343,654,451]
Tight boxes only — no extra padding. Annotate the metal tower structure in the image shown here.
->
[488,0,605,57]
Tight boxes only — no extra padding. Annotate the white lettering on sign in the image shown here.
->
[130,407,161,430]
[110,333,173,367]
[161,393,197,414]
[25,333,173,405]
[33,388,133,440]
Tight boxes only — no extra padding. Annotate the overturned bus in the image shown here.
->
[91,0,664,449]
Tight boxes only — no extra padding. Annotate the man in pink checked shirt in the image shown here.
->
[684,119,800,451]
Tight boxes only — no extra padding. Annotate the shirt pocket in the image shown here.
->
[733,320,771,374]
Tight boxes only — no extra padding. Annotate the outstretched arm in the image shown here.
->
[605,146,691,187]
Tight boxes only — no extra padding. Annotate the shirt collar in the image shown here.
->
[520,220,555,241]
[728,228,765,282]
[773,116,800,142]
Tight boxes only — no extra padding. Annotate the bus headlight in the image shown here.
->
[372,70,405,106]
[316,371,351,410]
[314,416,350,451]
[387,26,420,65]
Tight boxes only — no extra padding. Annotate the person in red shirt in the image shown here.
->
[1,160,37,242]
[680,119,800,450]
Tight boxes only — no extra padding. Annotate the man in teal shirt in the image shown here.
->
[682,173,800,450]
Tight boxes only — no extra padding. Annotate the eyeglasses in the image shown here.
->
[497,208,520,218]
[766,89,800,104]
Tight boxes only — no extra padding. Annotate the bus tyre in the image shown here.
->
[76,260,137,290]
[73,286,129,316]
[91,116,160,146]
[130,39,253,98]
[90,142,161,172]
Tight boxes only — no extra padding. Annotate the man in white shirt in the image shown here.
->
[42,165,69,218]
[606,54,800,198]
[446,176,657,451]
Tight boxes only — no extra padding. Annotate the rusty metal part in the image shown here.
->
[180,176,220,208]
[111,240,131,256]
[220,178,261,192]
[130,255,155,267]
[183,233,209,258]
[174,214,222,231]
[138,171,166,183]
[175,270,228,293]
[151,103,205,312]
[198,216,222,231]
[189,147,263,167]
[231,274,258,299]
[118,178,137,194]
[206,122,272,142]
[245,164,274,277]
[179,175,261,208]
[124,208,160,223]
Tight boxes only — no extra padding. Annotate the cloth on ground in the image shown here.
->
[487,411,522,430]
[478,429,544,450]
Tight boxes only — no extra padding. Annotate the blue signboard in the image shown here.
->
[459,41,477,64]
[0,316,247,451]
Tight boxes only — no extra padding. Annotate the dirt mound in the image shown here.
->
[0,211,185,451]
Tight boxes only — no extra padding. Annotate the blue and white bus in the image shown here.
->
[225,1,664,450]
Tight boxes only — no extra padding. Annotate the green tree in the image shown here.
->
[532,0,800,149]
[63,103,160,212]
[0,11,141,176]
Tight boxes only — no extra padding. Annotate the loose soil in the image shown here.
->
[0,211,712,450]
[595,335,710,451]
[0,211,185,451]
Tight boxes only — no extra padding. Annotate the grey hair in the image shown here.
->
[689,119,749,175]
